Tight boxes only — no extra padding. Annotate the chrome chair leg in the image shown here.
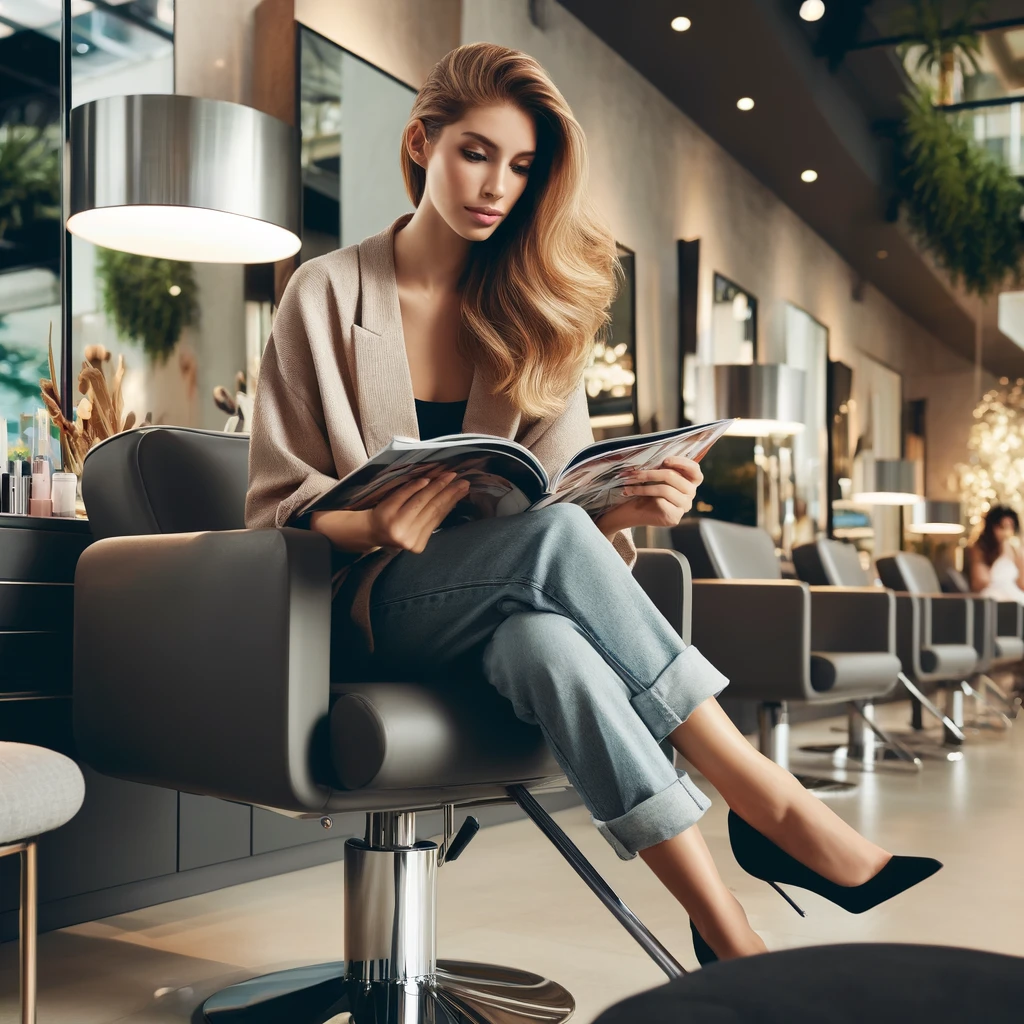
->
[961,679,1013,730]
[758,702,855,792]
[898,673,966,745]
[800,701,922,773]
[202,810,575,1023]
[978,673,1021,717]
[507,784,686,979]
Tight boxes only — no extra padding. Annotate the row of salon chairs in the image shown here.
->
[70,425,1021,1023]
[668,519,1022,781]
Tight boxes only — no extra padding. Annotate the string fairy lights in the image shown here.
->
[954,377,1024,532]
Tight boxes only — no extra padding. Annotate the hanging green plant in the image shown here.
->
[897,89,1024,297]
[95,248,199,364]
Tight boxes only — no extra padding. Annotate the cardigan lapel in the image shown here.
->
[352,216,521,459]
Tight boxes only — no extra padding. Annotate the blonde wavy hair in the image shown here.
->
[401,42,618,420]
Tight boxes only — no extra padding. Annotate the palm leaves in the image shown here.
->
[0,125,60,241]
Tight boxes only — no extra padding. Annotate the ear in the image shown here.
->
[405,119,430,169]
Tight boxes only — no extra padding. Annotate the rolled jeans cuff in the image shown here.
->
[630,644,729,744]
[593,774,712,861]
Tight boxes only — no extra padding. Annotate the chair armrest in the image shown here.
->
[997,600,1023,639]
[690,580,811,701]
[74,527,334,812]
[633,548,692,645]
[926,594,973,647]
[809,587,895,654]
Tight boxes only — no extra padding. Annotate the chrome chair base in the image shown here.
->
[201,959,574,1022]
[800,701,923,774]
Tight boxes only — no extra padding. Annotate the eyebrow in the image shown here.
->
[461,131,535,158]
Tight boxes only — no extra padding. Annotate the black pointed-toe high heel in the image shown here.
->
[689,920,717,966]
[728,809,942,915]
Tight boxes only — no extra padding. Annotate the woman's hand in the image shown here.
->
[313,470,470,555]
[368,470,470,553]
[595,456,703,534]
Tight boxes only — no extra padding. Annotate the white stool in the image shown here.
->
[1,743,85,1024]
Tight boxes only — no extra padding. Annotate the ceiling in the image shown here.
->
[557,0,1024,378]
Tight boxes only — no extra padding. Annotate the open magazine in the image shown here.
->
[296,418,735,529]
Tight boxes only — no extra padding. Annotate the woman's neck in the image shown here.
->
[393,201,471,295]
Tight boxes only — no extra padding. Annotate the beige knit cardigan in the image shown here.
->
[245,214,637,657]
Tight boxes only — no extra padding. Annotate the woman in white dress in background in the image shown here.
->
[970,505,1024,604]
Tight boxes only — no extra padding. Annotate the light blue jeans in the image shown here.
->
[341,502,728,860]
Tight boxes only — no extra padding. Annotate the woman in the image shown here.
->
[970,505,1024,604]
[245,43,940,964]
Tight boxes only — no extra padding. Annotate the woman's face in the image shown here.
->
[411,103,537,241]
[994,516,1018,545]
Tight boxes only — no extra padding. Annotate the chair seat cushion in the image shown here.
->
[0,743,85,846]
[920,643,977,677]
[593,943,1023,1023]
[329,677,562,791]
[809,652,901,697]
[994,636,1024,662]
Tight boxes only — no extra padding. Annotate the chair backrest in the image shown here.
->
[792,539,871,587]
[671,519,781,580]
[942,567,971,594]
[81,426,250,540]
[876,551,942,594]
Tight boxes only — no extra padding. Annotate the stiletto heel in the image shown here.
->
[689,920,717,966]
[728,809,942,914]
[766,880,805,917]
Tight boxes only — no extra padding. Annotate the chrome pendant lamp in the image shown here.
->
[698,363,806,436]
[851,454,922,505]
[906,500,965,536]
[67,94,301,264]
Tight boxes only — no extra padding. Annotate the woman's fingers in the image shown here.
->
[622,482,691,509]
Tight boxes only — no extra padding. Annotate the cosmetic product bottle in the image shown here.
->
[51,473,78,519]
[12,460,30,515]
[1,470,9,514]
[30,456,52,517]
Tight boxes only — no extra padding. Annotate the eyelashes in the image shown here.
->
[461,149,531,176]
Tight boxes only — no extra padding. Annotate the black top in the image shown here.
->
[415,397,468,440]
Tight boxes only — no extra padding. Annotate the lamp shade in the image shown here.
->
[851,454,921,505]
[697,363,806,436]
[68,94,301,264]
[906,499,964,535]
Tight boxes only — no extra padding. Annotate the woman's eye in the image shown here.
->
[462,149,486,162]
[513,164,531,176]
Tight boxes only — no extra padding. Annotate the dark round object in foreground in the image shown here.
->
[593,944,1023,1024]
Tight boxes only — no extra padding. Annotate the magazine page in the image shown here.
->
[297,434,550,519]
[529,418,734,517]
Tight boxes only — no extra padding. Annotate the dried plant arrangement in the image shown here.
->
[39,324,148,477]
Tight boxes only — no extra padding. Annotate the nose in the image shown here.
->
[482,165,505,202]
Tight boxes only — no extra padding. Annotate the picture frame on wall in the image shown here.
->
[586,243,637,436]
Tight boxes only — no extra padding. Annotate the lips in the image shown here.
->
[465,206,503,227]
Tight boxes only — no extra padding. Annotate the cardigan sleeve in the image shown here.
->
[527,374,638,571]
[244,263,341,530]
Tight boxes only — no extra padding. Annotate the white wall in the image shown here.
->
[462,0,986,505]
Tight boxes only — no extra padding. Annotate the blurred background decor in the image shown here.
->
[95,248,198,365]
[955,376,1024,531]
[40,339,143,478]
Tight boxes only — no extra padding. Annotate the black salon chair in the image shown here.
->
[73,425,696,1023]
[875,552,981,745]
[670,519,901,790]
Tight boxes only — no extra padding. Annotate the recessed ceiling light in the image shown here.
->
[877,249,889,260]
[737,97,755,111]
[801,169,818,182]
[671,16,692,32]
[799,0,826,21]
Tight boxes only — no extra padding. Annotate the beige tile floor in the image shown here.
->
[2,703,1023,1023]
